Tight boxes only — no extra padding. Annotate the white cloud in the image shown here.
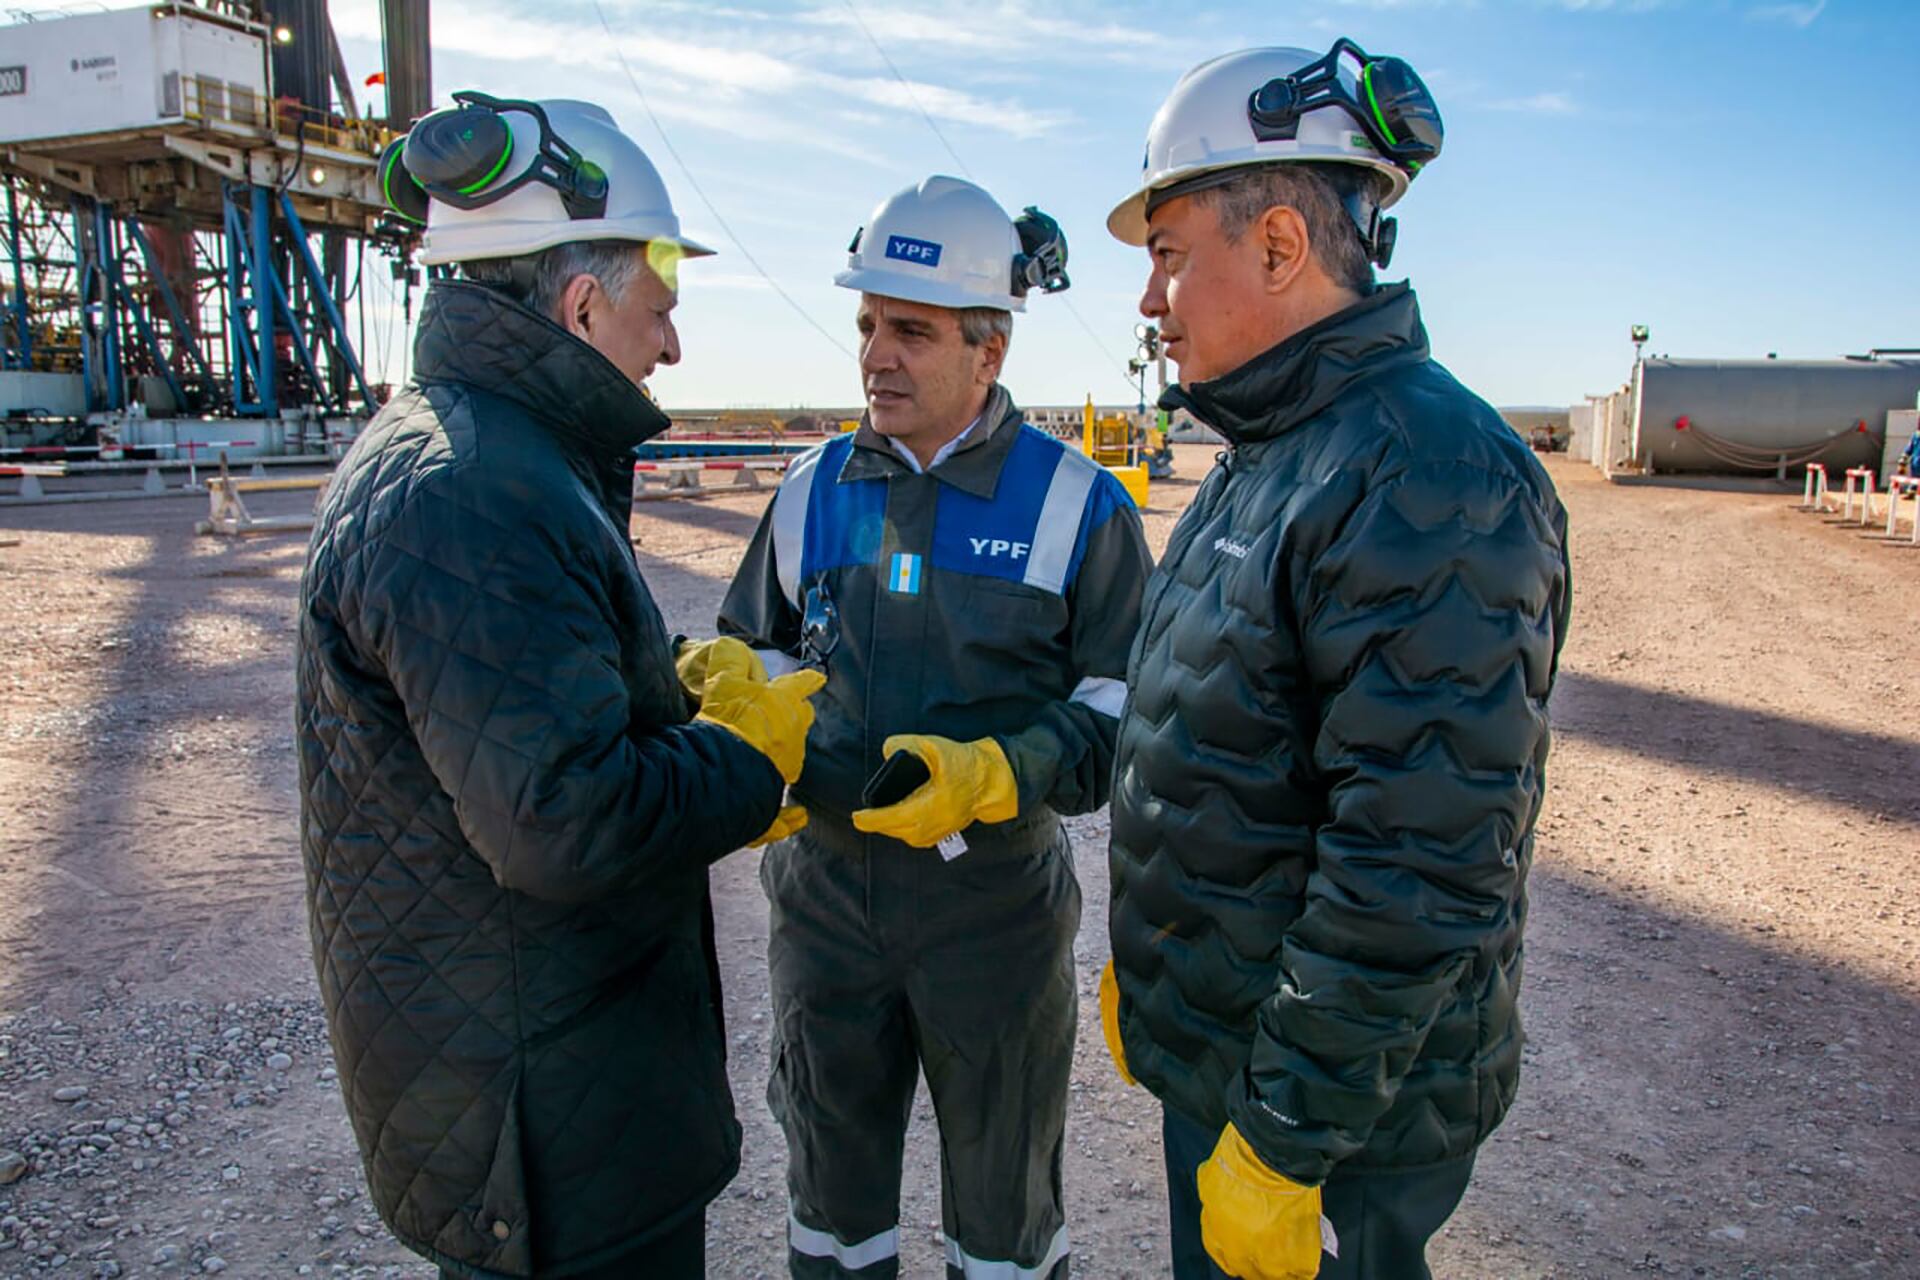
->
[1486,91,1580,114]
[1747,0,1826,26]
[337,0,1074,153]
[793,3,1169,60]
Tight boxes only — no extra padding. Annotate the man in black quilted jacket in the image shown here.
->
[1099,43,1572,1280]
[296,97,821,1279]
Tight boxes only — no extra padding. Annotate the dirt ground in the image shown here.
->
[0,444,1915,1279]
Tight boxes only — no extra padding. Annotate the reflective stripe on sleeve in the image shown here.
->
[788,1212,900,1270]
[1068,676,1126,719]
[1021,451,1098,596]
[942,1225,1070,1279]
[754,647,806,678]
[772,445,825,609]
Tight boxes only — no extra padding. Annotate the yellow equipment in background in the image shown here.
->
[1083,396,1151,507]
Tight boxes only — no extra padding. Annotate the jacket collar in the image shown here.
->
[1162,283,1430,447]
[837,383,1024,498]
[411,279,672,454]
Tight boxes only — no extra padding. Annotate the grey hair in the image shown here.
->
[457,239,648,320]
[957,306,1012,349]
[1194,164,1386,296]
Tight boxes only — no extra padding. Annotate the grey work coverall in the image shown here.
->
[719,386,1151,1279]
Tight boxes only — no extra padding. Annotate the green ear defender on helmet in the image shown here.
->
[378,136,430,225]
[404,102,517,198]
[377,91,610,226]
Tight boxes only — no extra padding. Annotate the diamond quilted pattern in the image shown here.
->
[1108,285,1571,1186]
[297,282,779,1275]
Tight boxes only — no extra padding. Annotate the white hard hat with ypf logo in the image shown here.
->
[835,175,1069,313]
[1107,40,1444,265]
[380,92,715,265]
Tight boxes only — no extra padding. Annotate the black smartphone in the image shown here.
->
[861,750,931,809]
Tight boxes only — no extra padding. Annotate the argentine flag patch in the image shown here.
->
[889,552,923,595]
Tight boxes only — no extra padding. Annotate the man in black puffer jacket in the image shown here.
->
[298,97,821,1278]
[1099,44,1571,1280]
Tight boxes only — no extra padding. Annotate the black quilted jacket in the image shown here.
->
[1108,284,1571,1184]
[296,280,783,1277]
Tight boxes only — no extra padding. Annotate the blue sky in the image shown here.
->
[319,0,1919,410]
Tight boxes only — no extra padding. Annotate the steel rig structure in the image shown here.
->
[1,0,430,458]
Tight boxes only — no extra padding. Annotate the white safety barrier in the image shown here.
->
[194,469,331,536]
[1841,468,1880,526]
[0,462,66,500]
[631,458,791,501]
[1800,463,1834,513]
[1885,476,1920,546]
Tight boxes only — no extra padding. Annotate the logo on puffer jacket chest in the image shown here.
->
[1213,535,1252,560]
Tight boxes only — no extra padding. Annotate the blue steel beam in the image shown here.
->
[3,182,29,369]
[124,220,218,398]
[105,247,186,412]
[250,185,275,418]
[278,192,376,413]
[221,185,265,415]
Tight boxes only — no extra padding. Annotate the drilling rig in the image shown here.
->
[1,0,431,463]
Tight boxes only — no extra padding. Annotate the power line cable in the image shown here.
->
[591,0,855,361]
[840,0,1137,397]
[840,0,973,181]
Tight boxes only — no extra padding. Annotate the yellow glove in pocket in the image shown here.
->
[675,636,767,707]
[695,668,825,785]
[1099,960,1137,1086]
[749,804,809,849]
[1197,1124,1325,1280]
[850,734,1017,849]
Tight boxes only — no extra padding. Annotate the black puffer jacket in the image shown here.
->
[1108,284,1570,1185]
[297,281,783,1276]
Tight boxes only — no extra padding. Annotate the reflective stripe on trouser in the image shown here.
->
[763,826,1080,1280]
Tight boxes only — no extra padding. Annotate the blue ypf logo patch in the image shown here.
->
[884,235,943,268]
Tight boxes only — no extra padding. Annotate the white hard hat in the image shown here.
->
[1107,46,1414,246]
[417,98,714,265]
[835,176,1067,313]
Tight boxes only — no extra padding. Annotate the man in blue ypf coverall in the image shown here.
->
[719,175,1152,1279]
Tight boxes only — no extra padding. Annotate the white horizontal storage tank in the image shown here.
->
[1633,358,1920,476]
[0,4,267,146]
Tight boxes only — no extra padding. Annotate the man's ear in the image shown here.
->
[557,273,599,341]
[976,330,1009,386]
[1258,205,1313,296]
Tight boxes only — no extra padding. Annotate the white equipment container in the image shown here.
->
[0,4,268,146]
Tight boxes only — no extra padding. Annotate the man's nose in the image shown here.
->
[860,332,898,375]
[658,315,681,368]
[1139,267,1168,320]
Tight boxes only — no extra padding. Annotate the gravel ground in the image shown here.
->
[0,446,1915,1278]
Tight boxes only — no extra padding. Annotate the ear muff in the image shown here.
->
[1359,58,1443,169]
[1012,206,1070,296]
[378,136,430,225]
[403,104,517,198]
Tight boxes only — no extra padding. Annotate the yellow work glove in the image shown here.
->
[1197,1124,1325,1280]
[675,636,767,707]
[1099,960,1137,1086]
[749,804,809,848]
[850,734,1017,849]
[695,668,824,785]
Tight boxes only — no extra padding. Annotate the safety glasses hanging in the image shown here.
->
[800,582,839,669]
[1011,207,1070,297]
[378,91,610,226]
[1246,38,1443,175]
